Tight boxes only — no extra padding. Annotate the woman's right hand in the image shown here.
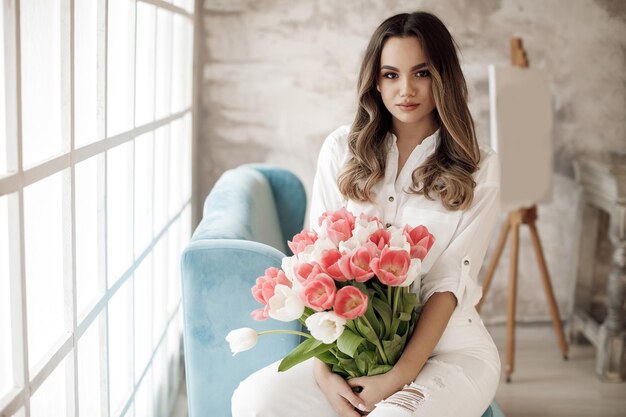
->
[313,359,369,417]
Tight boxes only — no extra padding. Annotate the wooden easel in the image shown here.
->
[476,38,569,383]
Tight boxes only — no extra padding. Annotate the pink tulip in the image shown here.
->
[370,248,411,286]
[288,229,318,255]
[334,286,368,320]
[403,225,435,260]
[349,242,377,282]
[368,228,391,251]
[319,249,352,282]
[300,273,337,311]
[319,208,356,245]
[251,267,292,321]
[251,306,270,321]
[294,262,323,285]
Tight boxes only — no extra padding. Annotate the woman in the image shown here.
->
[232,11,501,417]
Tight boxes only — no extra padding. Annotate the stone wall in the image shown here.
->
[195,0,626,323]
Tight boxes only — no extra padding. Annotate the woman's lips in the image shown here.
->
[397,103,419,111]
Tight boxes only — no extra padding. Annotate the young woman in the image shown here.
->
[232,11,501,417]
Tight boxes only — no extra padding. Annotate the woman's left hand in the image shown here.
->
[346,371,407,414]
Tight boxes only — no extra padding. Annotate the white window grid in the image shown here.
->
[0,0,195,416]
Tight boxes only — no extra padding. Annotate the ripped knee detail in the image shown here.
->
[376,383,429,413]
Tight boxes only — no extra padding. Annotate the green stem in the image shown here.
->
[359,315,389,365]
[258,329,312,339]
[392,286,401,321]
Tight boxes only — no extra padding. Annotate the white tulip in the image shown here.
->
[352,218,380,244]
[305,311,347,344]
[400,258,422,288]
[388,226,411,253]
[225,328,258,356]
[300,237,336,264]
[268,284,305,322]
[281,256,298,283]
[338,236,361,255]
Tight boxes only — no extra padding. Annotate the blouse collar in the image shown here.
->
[387,127,440,154]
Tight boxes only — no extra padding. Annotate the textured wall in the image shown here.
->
[196,0,626,323]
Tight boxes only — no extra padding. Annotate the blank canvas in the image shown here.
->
[488,65,553,212]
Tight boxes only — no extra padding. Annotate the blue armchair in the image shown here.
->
[180,164,505,417]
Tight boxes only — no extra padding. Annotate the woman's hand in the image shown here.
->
[346,369,408,413]
[313,359,369,417]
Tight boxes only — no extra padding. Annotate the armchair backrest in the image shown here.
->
[181,165,306,417]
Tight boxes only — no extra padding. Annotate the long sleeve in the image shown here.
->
[420,151,501,309]
[308,126,349,233]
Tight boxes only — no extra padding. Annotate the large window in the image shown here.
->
[0,0,194,416]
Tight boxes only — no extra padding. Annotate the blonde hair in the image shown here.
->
[337,12,480,211]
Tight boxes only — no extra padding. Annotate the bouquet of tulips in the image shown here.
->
[226,208,435,378]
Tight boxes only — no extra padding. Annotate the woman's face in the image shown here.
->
[377,36,437,131]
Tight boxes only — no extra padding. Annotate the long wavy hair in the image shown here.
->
[337,11,480,211]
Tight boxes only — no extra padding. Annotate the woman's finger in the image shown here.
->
[339,387,369,413]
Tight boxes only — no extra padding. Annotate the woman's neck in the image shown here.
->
[392,116,439,146]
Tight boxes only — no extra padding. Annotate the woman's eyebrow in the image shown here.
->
[380,63,428,71]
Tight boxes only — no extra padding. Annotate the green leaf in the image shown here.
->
[278,338,333,372]
[355,317,379,347]
[355,350,377,375]
[382,334,404,365]
[372,297,392,339]
[397,312,411,321]
[316,350,339,366]
[337,328,365,358]
[368,364,393,376]
[371,282,388,304]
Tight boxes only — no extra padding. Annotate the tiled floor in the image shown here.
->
[171,323,626,417]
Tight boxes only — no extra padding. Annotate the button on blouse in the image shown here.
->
[308,125,501,310]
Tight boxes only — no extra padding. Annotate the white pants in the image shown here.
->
[232,307,501,417]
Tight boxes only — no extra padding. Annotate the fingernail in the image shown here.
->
[358,403,367,411]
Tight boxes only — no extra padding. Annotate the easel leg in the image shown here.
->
[506,218,520,383]
[477,220,511,312]
[528,221,569,360]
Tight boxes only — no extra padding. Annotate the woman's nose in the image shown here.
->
[400,79,416,97]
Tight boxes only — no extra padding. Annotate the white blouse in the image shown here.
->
[308,125,501,311]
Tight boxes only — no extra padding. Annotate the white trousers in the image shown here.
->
[232,307,501,417]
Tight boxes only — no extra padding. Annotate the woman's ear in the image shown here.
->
[376,84,380,92]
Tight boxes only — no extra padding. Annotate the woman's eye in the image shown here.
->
[382,73,398,79]
[416,70,431,78]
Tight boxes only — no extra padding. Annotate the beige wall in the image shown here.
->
[195,0,626,323]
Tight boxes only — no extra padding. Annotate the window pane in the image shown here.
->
[30,356,67,417]
[0,2,7,174]
[0,196,13,397]
[76,155,102,316]
[134,133,154,257]
[166,311,181,400]
[109,278,133,414]
[107,0,135,136]
[166,220,180,316]
[75,0,100,146]
[182,113,192,204]
[153,125,169,234]
[134,368,153,417]
[151,343,167,416]
[107,142,133,285]
[171,14,192,113]
[20,0,64,167]
[155,9,172,120]
[152,237,167,348]
[134,255,152,378]
[168,119,182,217]
[78,313,104,417]
[135,3,156,127]
[24,172,65,367]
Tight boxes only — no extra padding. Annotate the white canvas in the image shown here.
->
[488,65,553,212]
